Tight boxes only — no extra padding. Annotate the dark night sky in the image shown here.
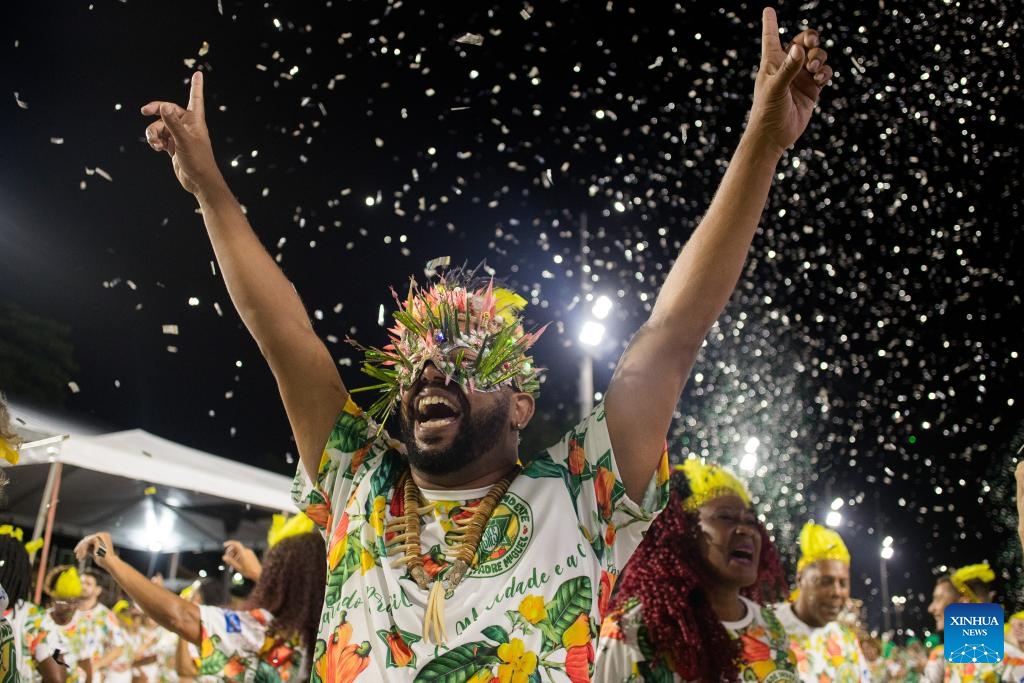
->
[1,0,1022,634]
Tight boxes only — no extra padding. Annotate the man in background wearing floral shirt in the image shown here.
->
[775,522,871,682]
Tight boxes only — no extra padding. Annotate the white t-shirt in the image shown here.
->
[292,398,668,682]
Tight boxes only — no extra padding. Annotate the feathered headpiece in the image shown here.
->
[43,565,83,601]
[348,267,546,424]
[796,522,851,572]
[673,459,752,511]
[951,562,995,603]
[267,512,315,548]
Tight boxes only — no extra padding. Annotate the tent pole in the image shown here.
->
[33,461,63,604]
[146,551,160,578]
[168,552,180,580]
[29,461,61,559]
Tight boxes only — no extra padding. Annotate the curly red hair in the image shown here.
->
[609,470,787,681]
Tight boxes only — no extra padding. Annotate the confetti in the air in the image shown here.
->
[4,0,1021,634]
[454,33,484,46]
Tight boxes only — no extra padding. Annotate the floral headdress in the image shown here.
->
[348,268,546,424]
[673,459,752,511]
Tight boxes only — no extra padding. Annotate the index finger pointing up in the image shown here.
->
[187,71,205,115]
[761,7,781,59]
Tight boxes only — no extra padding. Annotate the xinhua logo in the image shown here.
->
[944,603,1004,664]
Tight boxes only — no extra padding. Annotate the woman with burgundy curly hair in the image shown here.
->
[595,459,796,682]
[75,530,325,682]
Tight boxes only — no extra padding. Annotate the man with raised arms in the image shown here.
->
[140,8,833,680]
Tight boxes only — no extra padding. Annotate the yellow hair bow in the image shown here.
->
[0,525,46,554]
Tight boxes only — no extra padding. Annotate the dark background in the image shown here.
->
[1,0,1021,634]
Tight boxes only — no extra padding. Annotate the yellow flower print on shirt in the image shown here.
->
[517,595,547,625]
[369,496,387,537]
[497,638,538,683]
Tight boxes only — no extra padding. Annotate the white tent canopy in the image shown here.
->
[2,402,296,554]
[26,429,296,513]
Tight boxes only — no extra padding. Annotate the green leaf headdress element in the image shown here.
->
[347,270,547,425]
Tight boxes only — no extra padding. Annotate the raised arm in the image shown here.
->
[73,532,201,645]
[142,72,345,479]
[1016,462,1024,560]
[605,8,834,501]
[222,539,262,581]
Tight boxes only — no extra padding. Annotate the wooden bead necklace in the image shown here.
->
[387,465,520,644]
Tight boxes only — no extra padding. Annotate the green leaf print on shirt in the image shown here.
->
[196,635,230,675]
[327,409,370,454]
[412,641,501,683]
[480,625,510,644]
[540,576,592,651]
[520,452,565,480]
[365,452,402,508]
[325,532,365,607]
[253,658,285,683]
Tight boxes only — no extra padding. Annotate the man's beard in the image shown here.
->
[400,391,511,477]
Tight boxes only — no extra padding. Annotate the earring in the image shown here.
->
[513,423,521,430]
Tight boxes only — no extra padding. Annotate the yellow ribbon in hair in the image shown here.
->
[676,459,751,510]
[0,525,48,554]
[0,437,18,465]
[796,522,851,572]
[267,512,315,548]
[951,562,995,603]
[52,567,82,600]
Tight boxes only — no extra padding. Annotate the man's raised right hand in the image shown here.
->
[141,71,224,199]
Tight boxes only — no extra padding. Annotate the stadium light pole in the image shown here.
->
[578,298,611,421]
[880,536,894,633]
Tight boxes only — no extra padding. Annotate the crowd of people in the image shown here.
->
[3,457,1023,682]
[1,5,1021,683]
[0,499,326,682]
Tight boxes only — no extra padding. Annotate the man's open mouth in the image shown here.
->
[415,392,463,428]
